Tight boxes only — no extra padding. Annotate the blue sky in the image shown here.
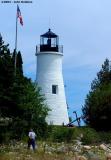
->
[0,0,111,125]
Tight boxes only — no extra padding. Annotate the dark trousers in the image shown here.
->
[28,138,35,150]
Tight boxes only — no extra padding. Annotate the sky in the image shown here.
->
[0,0,111,125]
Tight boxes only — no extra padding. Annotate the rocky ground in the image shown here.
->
[0,140,111,160]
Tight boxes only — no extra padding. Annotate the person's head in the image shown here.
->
[30,129,33,132]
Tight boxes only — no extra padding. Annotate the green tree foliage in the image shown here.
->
[0,35,15,117]
[16,51,23,75]
[8,78,49,139]
[12,50,23,76]
[82,59,111,131]
[0,35,49,142]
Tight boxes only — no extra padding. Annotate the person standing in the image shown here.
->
[28,129,36,150]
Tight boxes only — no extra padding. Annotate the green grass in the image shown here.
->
[0,141,107,160]
[1,126,110,160]
[0,149,74,160]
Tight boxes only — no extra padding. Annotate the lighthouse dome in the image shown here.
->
[40,28,61,52]
[41,28,58,38]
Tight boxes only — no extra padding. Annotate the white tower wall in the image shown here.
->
[36,51,69,125]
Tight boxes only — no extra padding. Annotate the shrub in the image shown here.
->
[80,127,100,145]
[99,131,111,143]
[47,126,101,145]
[50,126,74,143]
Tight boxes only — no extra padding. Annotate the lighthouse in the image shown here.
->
[35,29,69,125]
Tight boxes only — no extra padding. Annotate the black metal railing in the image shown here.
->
[36,45,63,53]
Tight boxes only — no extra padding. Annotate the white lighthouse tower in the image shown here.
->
[36,29,69,125]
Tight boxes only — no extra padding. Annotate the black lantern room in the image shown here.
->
[40,29,59,52]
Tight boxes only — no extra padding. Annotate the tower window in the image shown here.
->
[52,85,58,94]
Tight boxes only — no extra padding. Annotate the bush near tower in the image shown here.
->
[82,58,111,131]
[0,35,49,143]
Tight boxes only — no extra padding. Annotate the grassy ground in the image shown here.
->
[0,141,106,160]
[0,141,74,160]
[0,152,73,160]
[0,150,74,160]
